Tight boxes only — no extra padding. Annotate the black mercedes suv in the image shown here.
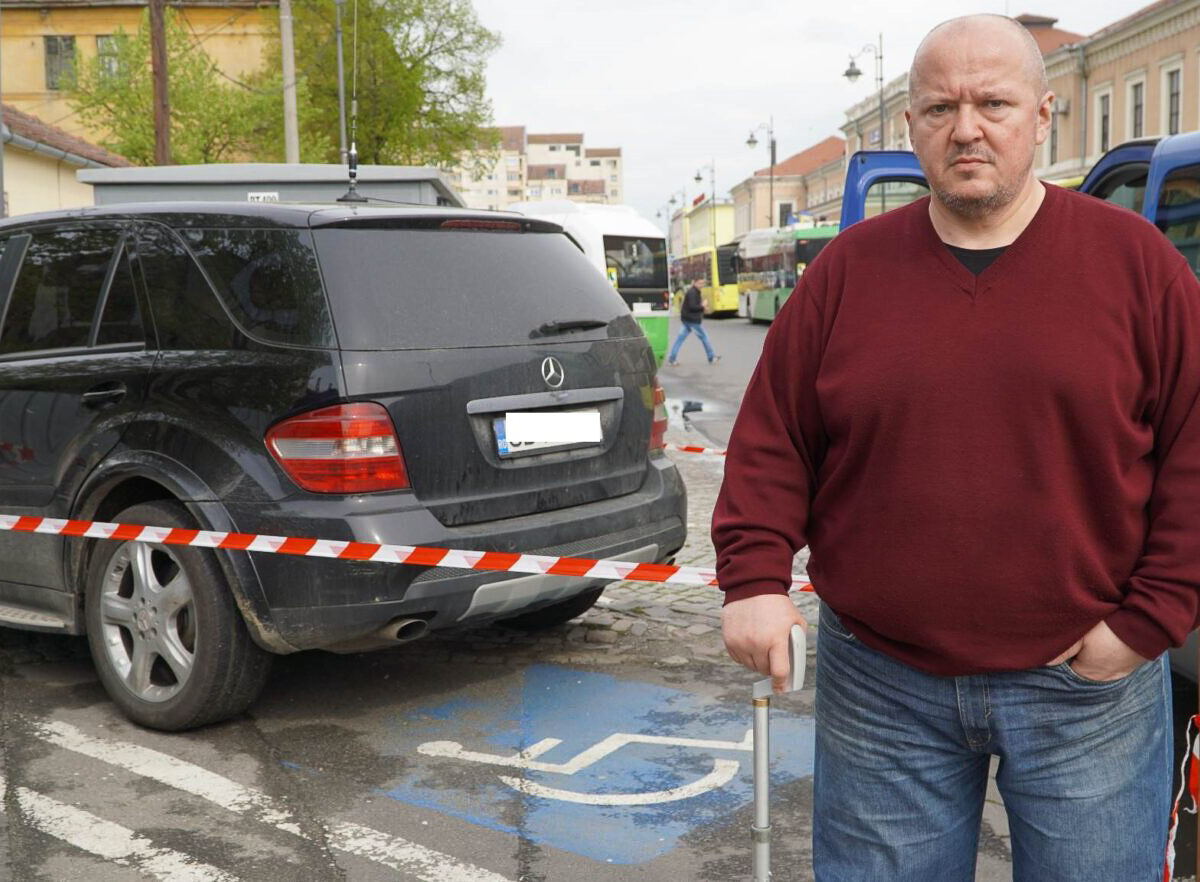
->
[0,203,686,730]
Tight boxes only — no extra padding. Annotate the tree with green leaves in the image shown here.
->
[71,0,501,169]
[279,0,502,166]
[68,9,330,165]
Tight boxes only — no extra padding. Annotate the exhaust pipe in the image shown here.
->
[324,616,432,653]
[387,617,429,643]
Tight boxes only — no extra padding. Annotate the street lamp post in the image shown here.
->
[662,188,686,292]
[694,161,717,253]
[655,202,674,268]
[747,116,776,229]
[844,35,886,151]
[844,34,887,213]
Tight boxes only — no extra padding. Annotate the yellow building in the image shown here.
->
[1,102,130,215]
[1,0,276,143]
[684,198,735,255]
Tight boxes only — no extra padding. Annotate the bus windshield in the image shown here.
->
[603,234,667,289]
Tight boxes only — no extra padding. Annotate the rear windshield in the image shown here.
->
[602,234,667,289]
[312,228,636,349]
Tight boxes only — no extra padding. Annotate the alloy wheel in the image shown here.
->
[98,541,196,703]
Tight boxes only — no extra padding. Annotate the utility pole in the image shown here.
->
[279,0,300,163]
[769,128,776,226]
[334,0,348,163]
[149,0,170,165]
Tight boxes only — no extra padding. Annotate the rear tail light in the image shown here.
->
[266,402,410,494]
[649,382,668,453]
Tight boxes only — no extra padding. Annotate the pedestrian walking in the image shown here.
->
[714,13,1200,882]
[667,278,719,365]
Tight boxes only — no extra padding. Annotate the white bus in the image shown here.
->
[507,201,670,311]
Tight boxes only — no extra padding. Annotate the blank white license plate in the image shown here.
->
[494,410,602,457]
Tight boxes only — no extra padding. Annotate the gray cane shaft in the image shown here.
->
[753,698,771,881]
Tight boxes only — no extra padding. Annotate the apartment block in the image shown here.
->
[455,127,622,210]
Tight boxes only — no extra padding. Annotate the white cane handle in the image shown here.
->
[753,624,806,699]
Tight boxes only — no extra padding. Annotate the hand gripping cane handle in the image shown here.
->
[753,623,806,699]
[752,624,806,882]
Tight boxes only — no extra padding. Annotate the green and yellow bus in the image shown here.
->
[737,224,839,323]
[675,245,740,316]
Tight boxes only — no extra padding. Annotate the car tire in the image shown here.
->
[500,586,605,631]
[84,500,273,731]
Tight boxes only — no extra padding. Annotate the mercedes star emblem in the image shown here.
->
[541,356,565,389]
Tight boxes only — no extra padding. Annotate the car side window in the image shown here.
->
[1154,163,1200,279]
[863,178,931,219]
[0,226,122,356]
[181,227,336,348]
[94,245,145,347]
[133,223,238,350]
[1089,163,1149,214]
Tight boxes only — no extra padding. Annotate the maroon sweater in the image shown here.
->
[712,184,1200,675]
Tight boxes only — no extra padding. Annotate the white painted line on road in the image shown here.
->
[0,772,238,882]
[330,822,515,882]
[33,720,301,834]
[31,718,517,882]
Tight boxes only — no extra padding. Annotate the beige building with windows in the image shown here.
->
[731,136,846,234]
[1041,0,1200,182]
[842,72,912,157]
[0,0,276,143]
[454,128,623,210]
[581,147,622,202]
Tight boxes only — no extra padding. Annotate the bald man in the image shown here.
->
[715,14,1199,881]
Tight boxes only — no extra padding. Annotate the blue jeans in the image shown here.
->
[668,320,715,362]
[813,601,1172,882]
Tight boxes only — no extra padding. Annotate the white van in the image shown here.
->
[508,201,670,311]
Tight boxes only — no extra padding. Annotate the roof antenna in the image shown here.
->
[337,0,367,203]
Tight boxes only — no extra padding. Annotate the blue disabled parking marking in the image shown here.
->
[378,664,814,865]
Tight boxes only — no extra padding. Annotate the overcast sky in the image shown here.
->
[470,0,1151,230]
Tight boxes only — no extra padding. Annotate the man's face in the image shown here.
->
[905,27,1053,217]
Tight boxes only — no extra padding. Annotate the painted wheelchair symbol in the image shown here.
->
[417,728,753,806]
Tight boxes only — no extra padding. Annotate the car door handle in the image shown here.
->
[82,382,127,406]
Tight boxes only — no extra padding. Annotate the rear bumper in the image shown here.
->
[225,455,686,651]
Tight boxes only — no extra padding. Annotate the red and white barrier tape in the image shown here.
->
[1165,713,1200,880]
[666,443,727,457]
[0,514,812,591]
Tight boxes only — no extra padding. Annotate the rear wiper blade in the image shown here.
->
[531,319,609,337]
